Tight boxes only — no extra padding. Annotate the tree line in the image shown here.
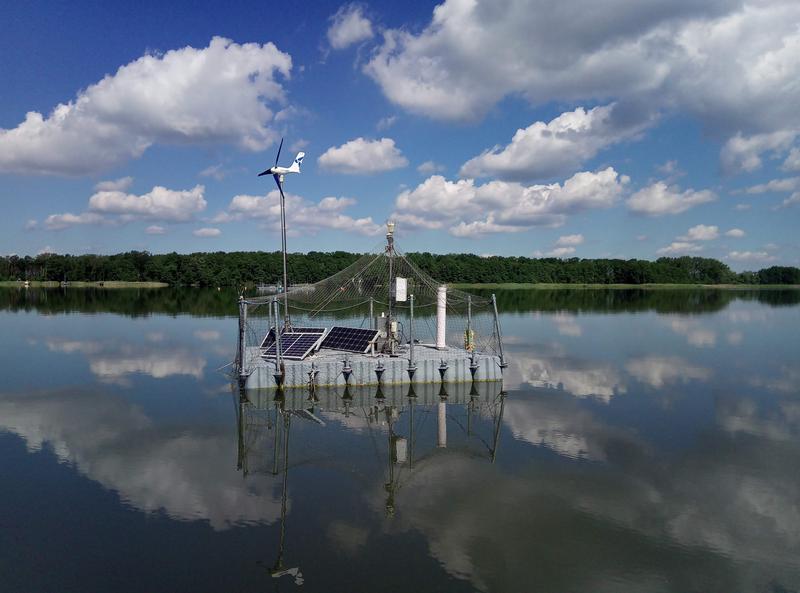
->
[1,251,798,286]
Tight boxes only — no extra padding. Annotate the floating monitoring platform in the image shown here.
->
[234,141,506,390]
[235,222,507,389]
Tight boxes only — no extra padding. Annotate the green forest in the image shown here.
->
[2,250,799,286]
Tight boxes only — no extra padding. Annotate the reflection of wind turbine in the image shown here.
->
[257,138,305,328]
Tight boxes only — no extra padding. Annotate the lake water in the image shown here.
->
[1,287,799,593]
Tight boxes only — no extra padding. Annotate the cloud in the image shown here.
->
[0,37,291,175]
[89,185,206,221]
[145,225,166,235]
[679,224,719,241]
[777,191,800,208]
[784,147,800,171]
[627,181,716,216]
[37,245,55,255]
[318,137,408,174]
[221,189,381,236]
[720,131,797,174]
[734,203,751,211]
[199,164,228,181]
[725,228,745,238]
[727,250,777,263]
[327,3,374,50]
[555,234,584,247]
[40,184,206,231]
[417,160,445,175]
[744,176,800,194]
[94,176,133,192]
[395,167,627,237]
[364,0,800,172]
[43,212,106,231]
[376,115,397,131]
[192,227,221,237]
[460,103,653,181]
[656,241,703,256]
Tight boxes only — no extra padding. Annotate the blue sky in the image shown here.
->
[1,0,798,270]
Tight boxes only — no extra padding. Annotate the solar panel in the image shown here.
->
[261,326,325,350]
[261,327,327,360]
[320,326,379,353]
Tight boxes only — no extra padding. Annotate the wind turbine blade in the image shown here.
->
[275,137,284,166]
[257,169,270,176]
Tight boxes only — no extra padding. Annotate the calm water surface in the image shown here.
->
[1,287,799,593]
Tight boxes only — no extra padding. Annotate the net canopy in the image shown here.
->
[238,239,502,364]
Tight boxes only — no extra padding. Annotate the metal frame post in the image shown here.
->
[273,299,282,372]
[238,297,248,378]
[491,293,507,368]
[279,182,290,328]
[409,294,415,370]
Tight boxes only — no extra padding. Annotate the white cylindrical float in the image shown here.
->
[436,285,447,349]
[437,400,447,448]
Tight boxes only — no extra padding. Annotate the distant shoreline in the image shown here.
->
[0,281,169,288]
[3,280,798,290]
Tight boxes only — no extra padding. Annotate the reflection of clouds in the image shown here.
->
[44,336,205,381]
[625,355,712,388]
[90,350,205,381]
[726,331,743,345]
[370,391,800,592]
[725,309,770,324]
[0,388,281,530]
[327,520,369,556]
[503,395,639,461]
[193,329,221,341]
[717,397,800,442]
[749,366,800,394]
[505,354,625,402]
[668,318,716,348]
[551,313,582,337]
[45,337,103,354]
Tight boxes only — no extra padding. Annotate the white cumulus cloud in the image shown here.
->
[43,212,106,231]
[417,160,445,175]
[627,182,716,216]
[394,167,627,237]
[94,176,133,192]
[725,228,745,238]
[145,225,166,235]
[460,104,652,181]
[327,4,374,50]
[657,241,703,256]
[555,234,584,247]
[193,227,221,237]
[364,0,800,172]
[318,137,408,174]
[727,251,777,263]
[0,37,292,175]
[40,184,207,230]
[679,224,719,241]
[220,190,381,236]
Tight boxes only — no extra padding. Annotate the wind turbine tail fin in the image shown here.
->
[288,152,305,173]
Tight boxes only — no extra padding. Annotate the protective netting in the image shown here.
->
[237,240,501,369]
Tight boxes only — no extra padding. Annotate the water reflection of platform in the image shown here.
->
[242,379,502,410]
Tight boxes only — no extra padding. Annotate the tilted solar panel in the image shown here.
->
[320,326,379,353]
[261,326,325,350]
[261,327,327,360]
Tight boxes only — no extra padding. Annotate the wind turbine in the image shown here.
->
[258,139,305,328]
